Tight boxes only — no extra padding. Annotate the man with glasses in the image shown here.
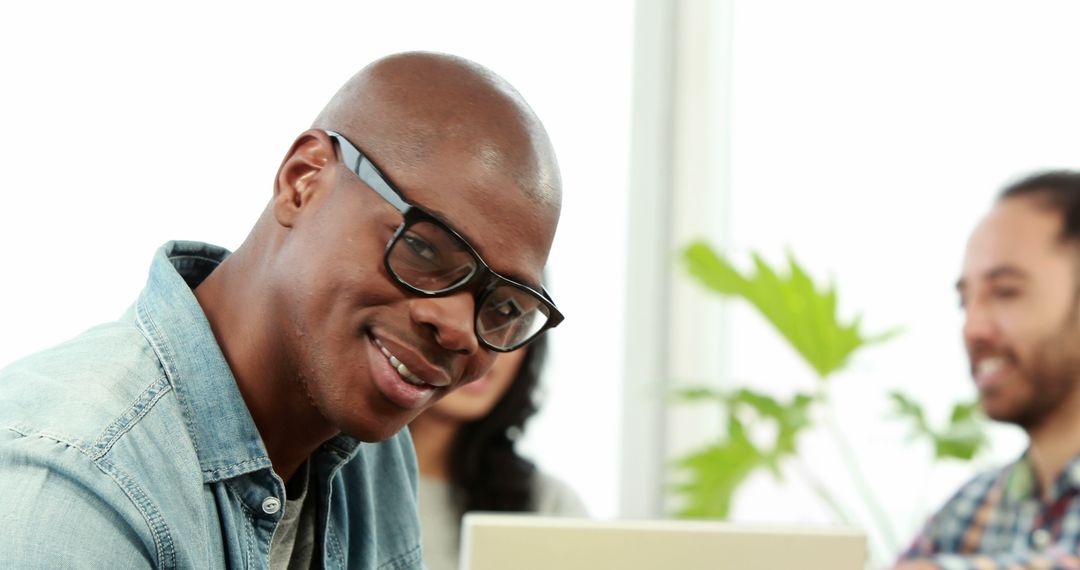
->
[0,52,562,569]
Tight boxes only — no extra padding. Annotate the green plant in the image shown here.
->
[672,240,988,556]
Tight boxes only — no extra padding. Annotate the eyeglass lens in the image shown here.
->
[386,220,550,349]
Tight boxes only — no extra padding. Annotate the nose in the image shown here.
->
[962,298,998,354]
[409,291,481,355]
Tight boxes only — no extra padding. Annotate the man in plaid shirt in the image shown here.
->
[896,171,1080,570]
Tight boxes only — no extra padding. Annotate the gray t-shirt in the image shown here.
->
[419,473,588,570]
[270,461,318,570]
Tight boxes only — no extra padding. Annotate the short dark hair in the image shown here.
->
[1000,170,1080,243]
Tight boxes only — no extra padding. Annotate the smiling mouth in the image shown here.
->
[373,338,441,388]
[975,356,1006,378]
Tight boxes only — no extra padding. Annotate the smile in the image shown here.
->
[975,356,1006,378]
[373,338,437,387]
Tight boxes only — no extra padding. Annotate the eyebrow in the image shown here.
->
[955,265,1029,292]
[361,142,544,292]
[396,188,544,291]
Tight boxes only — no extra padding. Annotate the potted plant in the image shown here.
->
[672,240,988,566]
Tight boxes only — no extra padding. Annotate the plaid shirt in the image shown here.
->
[899,451,1080,569]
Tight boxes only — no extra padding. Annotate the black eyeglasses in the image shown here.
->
[325,130,563,352]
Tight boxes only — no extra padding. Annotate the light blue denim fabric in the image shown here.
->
[0,241,424,569]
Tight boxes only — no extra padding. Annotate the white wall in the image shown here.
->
[0,1,632,519]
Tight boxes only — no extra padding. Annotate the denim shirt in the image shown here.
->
[0,241,424,569]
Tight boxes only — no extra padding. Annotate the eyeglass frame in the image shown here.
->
[324,129,564,352]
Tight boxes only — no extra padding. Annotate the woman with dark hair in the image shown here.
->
[409,332,586,570]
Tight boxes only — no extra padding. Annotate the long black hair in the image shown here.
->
[446,330,547,520]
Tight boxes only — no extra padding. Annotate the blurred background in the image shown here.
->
[2,0,1079,563]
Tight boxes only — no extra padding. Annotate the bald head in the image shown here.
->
[210,53,565,447]
[312,52,561,208]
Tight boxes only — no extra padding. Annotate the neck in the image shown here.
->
[194,243,337,483]
[1026,390,1080,499]
[409,413,462,480]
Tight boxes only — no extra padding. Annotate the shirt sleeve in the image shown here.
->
[0,428,157,569]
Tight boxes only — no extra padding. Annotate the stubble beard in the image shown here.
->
[1009,314,1080,432]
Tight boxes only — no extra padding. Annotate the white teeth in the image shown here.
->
[976,357,1005,377]
[374,339,427,386]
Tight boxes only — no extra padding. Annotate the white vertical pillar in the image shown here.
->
[621,0,734,518]
[620,0,677,518]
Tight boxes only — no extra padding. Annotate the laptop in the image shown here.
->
[460,514,867,570]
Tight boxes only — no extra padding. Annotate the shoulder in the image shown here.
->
[418,476,453,511]
[899,460,1022,560]
[532,471,588,516]
[0,321,207,568]
[916,462,1012,545]
[417,475,457,530]
[0,319,168,447]
[417,476,460,570]
[0,426,161,567]
[938,463,1011,515]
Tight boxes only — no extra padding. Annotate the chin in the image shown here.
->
[979,397,1009,421]
[981,401,1032,428]
[334,409,415,443]
[430,401,492,424]
[345,422,409,443]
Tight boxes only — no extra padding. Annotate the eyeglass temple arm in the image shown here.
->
[325,130,410,213]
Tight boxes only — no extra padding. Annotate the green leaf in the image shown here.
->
[730,388,787,419]
[888,391,930,438]
[673,415,763,519]
[682,241,897,379]
[672,387,729,402]
[671,387,815,502]
[935,432,984,461]
[773,393,814,457]
[950,401,980,423]
[684,242,750,297]
[889,391,989,461]
[935,401,988,461]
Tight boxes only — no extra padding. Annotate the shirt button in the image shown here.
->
[262,496,281,515]
[1032,528,1052,550]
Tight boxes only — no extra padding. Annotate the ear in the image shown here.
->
[273,129,337,228]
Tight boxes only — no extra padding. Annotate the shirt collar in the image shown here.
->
[135,240,273,482]
[1006,449,1080,502]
